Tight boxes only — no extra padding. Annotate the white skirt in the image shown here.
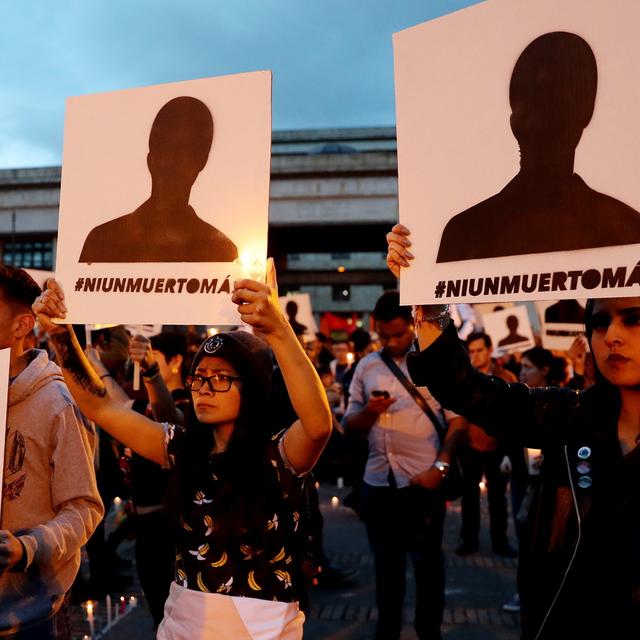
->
[156,582,305,640]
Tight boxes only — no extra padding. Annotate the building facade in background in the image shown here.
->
[0,127,398,337]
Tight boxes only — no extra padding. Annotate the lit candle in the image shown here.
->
[331,496,340,509]
[106,594,112,627]
[83,601,95,639]
[129,595,138,609]
[235,254,266,282]
[346,352,354,364]
[119,595,126,615]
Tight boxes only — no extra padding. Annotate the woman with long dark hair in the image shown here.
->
[387,224,640,639]
[34,263,332,639]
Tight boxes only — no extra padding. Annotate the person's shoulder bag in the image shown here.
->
[378,349,464,500]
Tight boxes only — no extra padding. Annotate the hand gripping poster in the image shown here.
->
[0,348,11,520]
[394,0,640,305]
[55,72,271,325]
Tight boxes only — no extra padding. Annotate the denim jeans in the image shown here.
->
[361,483,445,640]
[5,597,71,640]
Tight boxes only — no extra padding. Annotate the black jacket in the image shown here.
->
[407,324,638,639]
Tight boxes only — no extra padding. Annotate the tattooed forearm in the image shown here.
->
[50,326,107,398]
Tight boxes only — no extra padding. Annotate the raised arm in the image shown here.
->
[232,260,332,474]
[129,334,185,425]
[386,223,445,350]
[386,223,575,447]
[84,345,133,407]
[33,280,166,465]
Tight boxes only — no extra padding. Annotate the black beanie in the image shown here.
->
[190,331,273,398]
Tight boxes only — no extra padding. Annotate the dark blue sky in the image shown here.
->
[0,0,479,168]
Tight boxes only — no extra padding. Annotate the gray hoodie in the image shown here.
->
[0,349,104,634]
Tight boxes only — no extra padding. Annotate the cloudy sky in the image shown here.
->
[0,0,479,169]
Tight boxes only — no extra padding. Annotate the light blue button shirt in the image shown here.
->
[344,350,459,489]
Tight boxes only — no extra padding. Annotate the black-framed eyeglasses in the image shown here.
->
[185,373,242,393]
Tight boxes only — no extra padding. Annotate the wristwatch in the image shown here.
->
[433,460,450,478]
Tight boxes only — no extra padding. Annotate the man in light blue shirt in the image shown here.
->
[344,291,467,640]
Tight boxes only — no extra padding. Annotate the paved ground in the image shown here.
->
[71,485,520,639]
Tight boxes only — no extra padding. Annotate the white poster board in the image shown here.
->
[279,293,318,338]
[55,71,272,325]
[394,0,640,305]
[536,299,587,350]
[481,305,534,356]
[0,348,11,520]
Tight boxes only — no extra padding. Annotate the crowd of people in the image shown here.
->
[0,222,637,640]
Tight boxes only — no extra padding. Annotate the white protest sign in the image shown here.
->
[279,293,318,338]
[536,299,587,351]
[481,305,534,356]
[55,71,271,325]
[0,348,11,520]
[394,0,640,305]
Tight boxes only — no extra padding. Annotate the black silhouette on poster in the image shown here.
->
[79,96,238,263]
[437,32,640,263]
[497,315,529,348]
[544,299,585,324]
[285,300,308,337]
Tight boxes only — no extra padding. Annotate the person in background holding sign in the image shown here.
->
[130,332,191,629]
[34,260,331,640]
[388,223,640,638]
[343,290,467,640]
[0,266,103,639]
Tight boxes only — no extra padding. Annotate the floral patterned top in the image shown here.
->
[163,424,306,602]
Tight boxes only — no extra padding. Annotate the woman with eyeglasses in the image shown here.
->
[387,224,640,639]
[34,261,332,640]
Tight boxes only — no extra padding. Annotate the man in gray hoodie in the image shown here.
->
[0,266,103,638]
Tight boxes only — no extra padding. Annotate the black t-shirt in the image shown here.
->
[165,426,306,602]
